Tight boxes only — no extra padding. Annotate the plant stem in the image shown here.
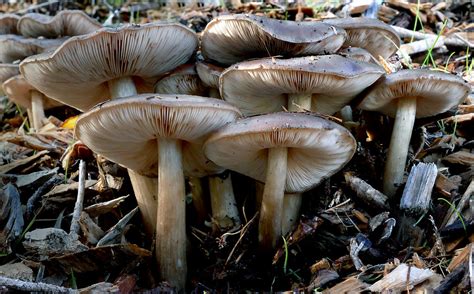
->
[128,170,158,237]
[156,138,186,291]
[30,90,46,131]
[259,147,287,251]
[108,77,137,98]
[383,97,417,197]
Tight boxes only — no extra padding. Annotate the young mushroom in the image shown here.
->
[204,112,356,251]
[358,69,470,197]
[0,64,19,94]
[0,35,65,63]
[322,17,400,60]
[196,61,224,98]
[201,14,347,66]
[75,94,241,291]
[3,75,62,130]
[0,14,20,34]
[17,10,101,38]
[154,63,207,96]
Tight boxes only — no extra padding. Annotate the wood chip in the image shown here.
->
[369,263,435,292]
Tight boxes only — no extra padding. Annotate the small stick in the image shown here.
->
[96,207,139,246]
[391,25,470,47]
[0,276,76,293]
[70,160,86,237]
[344,172,390,210]
[443,180,474,228]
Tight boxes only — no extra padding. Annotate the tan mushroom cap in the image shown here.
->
[358,69,470,118]
[204,112,356,193]
[154,64,207,95]
[18,10,102,38]
[339,47,376,63]
[220,55,384,116]
[20,23,198,111]
[322,17,400,59]
[3,75,62,109]
[75,94,241,177]
[0,64,19,83]
[0,35,65,63]
[0,14,20,34]
[196,61,224,89]
[201,14,347,66]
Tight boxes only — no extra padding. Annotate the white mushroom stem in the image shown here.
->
[30,90,46,130]
[128,170,158,237]
[259,147,287,251]
[189,177,207,225]
[340,105,353,122]
[108,77,137,98]
[383,97,417,197]
[282,193,302,236]
[156,138,186,291]
[209,173,241,231]
[288,93,312,112]
[209,88,220,99]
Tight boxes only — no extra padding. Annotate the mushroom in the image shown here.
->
[154,63,207,96]
[196,61,224,98]
[339,47,377,64]
[322,17,400,60]
[0,64,19,95]
[0,34,65,63]
[17,10,102,38]
[204,112,356,250]
[358,69,470,197]
[201,14,347,66]
[156,62,241,231]
[75,94,241,291]
[219,55,385,117]
[20,23,198,111]
[0,14,20,34]
[2,75,62,130]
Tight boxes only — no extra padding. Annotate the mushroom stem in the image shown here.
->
[282,193,302,236]
[383,97,417,197]
[189,176,207,225]
[209,173,241,231]
[108,77,137,98]
[288,93,311,112]
[209,88,220,99]
[259,147,287,251]
[156,138,186,291]
[30,90,45,131]
[340,105,353,122]
[128,170,158,237]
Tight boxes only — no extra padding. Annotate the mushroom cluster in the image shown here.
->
[3,10,468,292]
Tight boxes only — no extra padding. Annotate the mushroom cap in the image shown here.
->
[0,14,20,34]
[20,23,198,112]
[0,64,19,83]
[220,55,384,116]
[154,64,207,96]
[358,69,470,118]
[18,10,102,38]
[339,47,376,63]
[196,61,224,89]
[322,17,400,59]
[204,112,356,193]
[3,75,62,109]
[201,14,347,66]
[0,34,65,63]
[75,94,242,177]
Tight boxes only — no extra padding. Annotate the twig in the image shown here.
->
[96,207,139,246]
[344,172,390,210]
[70,160,86,237]
[0,275,77,293]
[225,212,258,267]
[391,25,470,48]
[443,180,474,228]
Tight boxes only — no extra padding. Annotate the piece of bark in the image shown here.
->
[83,195,129,218]
[26,175,62,218]
[369,263,435,292]
[1,167,58,188]
[344,172,389,210]
[96,207,139,247]
[0,262,33,281]
[308,269,339,290]
[23,228,87,259]
[0,275,76,293]
[442,151,474,166]
[391,25,469,47]
[0,150,49,174]
[0,184,24,254]
[434,262,467,294]
[440,218,474,240]
[400,163,437,216]
[70,160,86,237]
[435,172,461,197]
[447,244,472,272]
[443,180,474,228]
[79,212,105,245]
[323,276,370,293]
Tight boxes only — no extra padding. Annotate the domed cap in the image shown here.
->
[20,23,198,111]
[0,34,64,63]
[0,14,20,34]
[220,55,384,116]
[154,64,207,96]
[323,17,400,59]
[339,47,376,63]
[204,112,356,193]
[75,94,241,177]
[358,69,470,118]
[196,61,224,89]
[201,14,346,66]
[0,64,19,83]
[18,10,102,38]
[3,75,62,109]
